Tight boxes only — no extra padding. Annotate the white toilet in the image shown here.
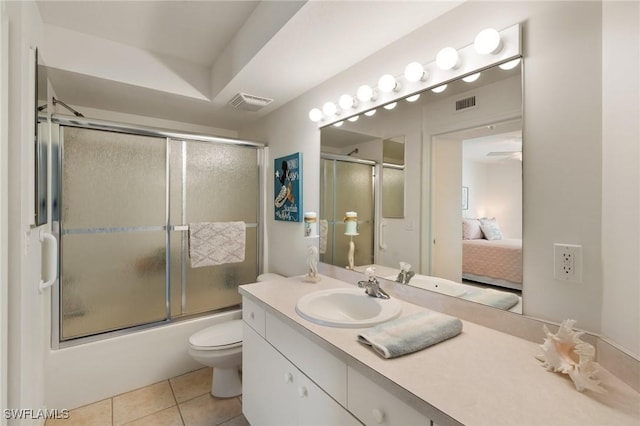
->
[188,319,243,398]
[188,273,284,398]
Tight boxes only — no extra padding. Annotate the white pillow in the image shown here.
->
[479,217,503,240]
[462,219,483,240]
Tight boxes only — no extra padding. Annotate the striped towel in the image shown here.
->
[358,310,463,359]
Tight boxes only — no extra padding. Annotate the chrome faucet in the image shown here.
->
[357,267,390,299]
[395,262,415,285]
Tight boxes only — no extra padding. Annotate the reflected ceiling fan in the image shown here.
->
[486,151,522,161]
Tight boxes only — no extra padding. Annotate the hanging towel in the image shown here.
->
[357,310,463,359]
[461,288,520,311]
[188,222,246,268]
[319,219,328,254]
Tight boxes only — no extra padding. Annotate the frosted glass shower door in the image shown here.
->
[60,127,167,340]
[169,140,259,317]
[320,159,374,268]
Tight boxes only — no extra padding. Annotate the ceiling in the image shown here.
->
[36,1,464,131]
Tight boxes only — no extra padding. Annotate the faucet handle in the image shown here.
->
[365,266,377,282]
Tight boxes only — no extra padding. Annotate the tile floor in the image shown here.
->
[45,368,249,426]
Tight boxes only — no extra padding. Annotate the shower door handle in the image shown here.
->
[39,229,58,293]
[379,220,388,250]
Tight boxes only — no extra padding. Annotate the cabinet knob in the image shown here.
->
[372,408,385,424]
[284,372,294,383]
[298,386,308,398]
[249,311,255,320]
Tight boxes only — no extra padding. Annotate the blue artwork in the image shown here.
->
[274,152,302,222]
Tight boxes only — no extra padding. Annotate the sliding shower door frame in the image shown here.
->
[320,154,377,267]
[50,115,264,349]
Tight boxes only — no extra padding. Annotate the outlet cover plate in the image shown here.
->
[553,243,582,283]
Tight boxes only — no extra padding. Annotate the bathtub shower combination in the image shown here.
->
[50,116,263,346]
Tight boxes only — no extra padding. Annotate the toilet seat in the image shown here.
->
[189,319,243,351]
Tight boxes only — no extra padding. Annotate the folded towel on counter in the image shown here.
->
[319,219,328,254]
[357,310,463,359]
[188,222,246,268]
[461,288,520,311]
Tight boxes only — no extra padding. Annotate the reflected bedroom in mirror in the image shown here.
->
[320,61,523,314]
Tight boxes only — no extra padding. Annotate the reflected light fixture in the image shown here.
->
[436,47,460,70]
[322,102,338,116]
[356,85,375,102]
[499,58,521,70]
[338,94,356,110]
[378,74,399,93]
[431,84,447,93]
[364,109,377,117]
[308,108,323,122]
[474,28,502,55]
[462,73,481,83]
[333,121,344,127]
[347,115,359,122]
[406,94,421,102]
[383,102,397,110]
[404,62,427,82]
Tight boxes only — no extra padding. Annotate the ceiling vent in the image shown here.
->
[228,93,273,111]
[455,95,477,112]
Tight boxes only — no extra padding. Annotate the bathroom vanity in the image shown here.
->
[239,276,640,426]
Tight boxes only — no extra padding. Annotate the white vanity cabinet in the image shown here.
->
[242,300,360,426]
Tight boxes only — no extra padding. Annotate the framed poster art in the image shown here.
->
[274,152,302,222]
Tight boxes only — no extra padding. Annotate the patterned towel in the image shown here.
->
[319,219,328,254]
[358,310,463,359]
[189,222,246,268]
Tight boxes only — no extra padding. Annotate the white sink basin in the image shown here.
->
[295,288,402,328]
[386,275,467,297]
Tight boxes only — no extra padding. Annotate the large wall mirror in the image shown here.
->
[320,60,523,314]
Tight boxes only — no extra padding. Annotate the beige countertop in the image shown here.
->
[239,275,640,426]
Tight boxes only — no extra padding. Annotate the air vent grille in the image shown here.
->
[228,93,274,111]
[455,95,476,111]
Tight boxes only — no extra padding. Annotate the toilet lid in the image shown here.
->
[189,320,243,349]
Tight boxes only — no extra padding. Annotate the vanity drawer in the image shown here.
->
[348,366,430,426]
[242,297,266,337]
[266,311,347,406]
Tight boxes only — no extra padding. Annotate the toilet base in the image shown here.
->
[212,367,242,398]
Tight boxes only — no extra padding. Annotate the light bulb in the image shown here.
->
[333,121,344,127]
[406,94,421,102]
[378,74,398,93]
[364,109,376,117]
[404,62,426,82]
[431,84,447,93]
[338,94,356,110]
[499,58,521,70]
[462,73,480,83]
[308,108,323,122]
[474,28,502,55]
[347,116,359,122]
[383,102,397,110]
[436,47,460,70]
[356,85,375,102]
[322,102,337,116]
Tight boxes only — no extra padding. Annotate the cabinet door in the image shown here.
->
[243,324,297,426]
[297,373,361,426]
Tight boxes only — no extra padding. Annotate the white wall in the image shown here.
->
[245,1,638,356]
[600,1,640,356]
[463,159,522,239]
[0,3,9,423]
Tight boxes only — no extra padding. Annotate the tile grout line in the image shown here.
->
[167,376,187,426]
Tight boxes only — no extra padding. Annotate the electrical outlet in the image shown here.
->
[553,243,582,283]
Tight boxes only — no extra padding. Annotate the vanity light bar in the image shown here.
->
[309,24,521,125]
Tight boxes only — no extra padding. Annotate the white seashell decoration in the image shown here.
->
[536,319,606,394]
